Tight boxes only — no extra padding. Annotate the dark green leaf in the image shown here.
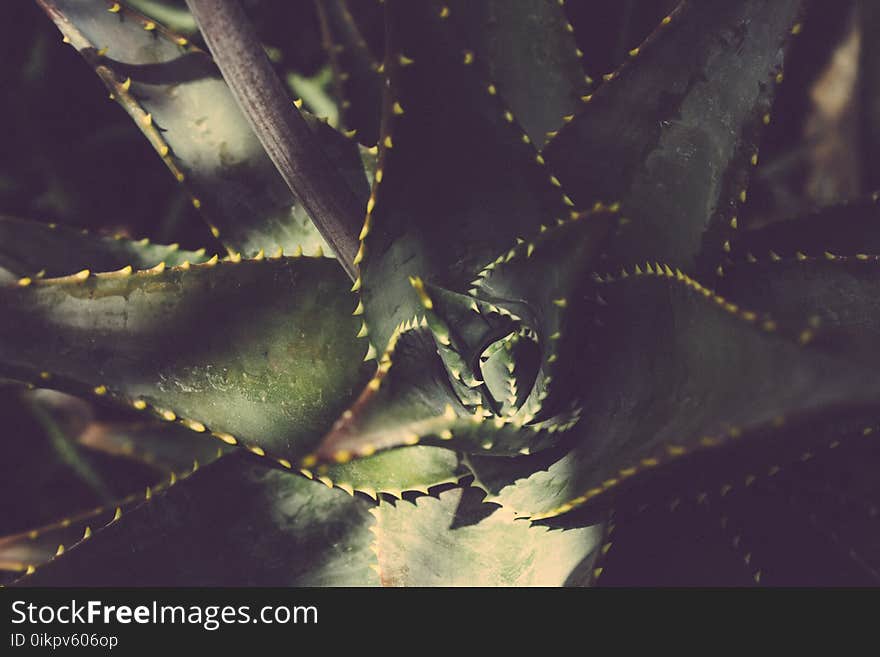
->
[18,454,380,586]
[314,327,577,464]
[359,0,575,350]
[545,0,804,274]
[468,269,880,519]
[0,257,369,463]
[719,257,880,365]
[317,0,383,145]
[728,195,880,261]
[39,0,369,258]
[371,486,601,586]
[0,215,211,279]
[446,0,589,144]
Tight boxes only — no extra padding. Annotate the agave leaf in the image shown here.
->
[718,257,880,365]
[341,0,385,61]
[317,0,383,145]
[38,0,369,258]
[479,330,539,417]
[359,0,575,350]
[727,196,880,260]
[371,486,601,586]
[597,424,880,585]
[445,0,589,144]
[467,269,880,519]
[472,212,611,420]
[566,0,679,84]
[544,0,804,274]
[0,215,211,279]
[319,445,466,499]
[18,455,379,586]
[0,257,369,463]
[314,327,577,464]
[0,446,222,577]
[74,420,232,473]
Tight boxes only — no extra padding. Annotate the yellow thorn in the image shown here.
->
[249,445,266,457]
[392,101,404,115]
[160,409,177,422]
[463,50,474,65]
[82,526,92,539]
[55,544,65,557]
[108,2,121,12]
[383,135,393,149]
[113,507,122,521]
[142,113,153,127]
[439,6,450,18]
[17,277,32,287]
[487,84,497,95]
[133,399,147,410]
[93,385,107,396]
[730,216,738,229]
[144,21,156,31]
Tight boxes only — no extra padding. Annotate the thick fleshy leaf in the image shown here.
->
[468,268,880,519]
[359,0,575,350]
[319,445,466,499]
[1,450,220,578]
[0,215,211,279]
[370,486,601,586]
[727,195,880,261]
[564,0,679,84]
[0,257,369,463]
[596,421,880,585]
[317,0,383,145]
[314,327,578,464]
[18,455,380,586]
[446,0,589,144]
[75,420,232,473]
[545,0,804,274]
[472,212,610,420]
[718,257,880,365]
[39,0,369,258]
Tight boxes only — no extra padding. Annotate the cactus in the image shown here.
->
[2,0,879,586]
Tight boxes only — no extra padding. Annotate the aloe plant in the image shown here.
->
[2,0,879,586]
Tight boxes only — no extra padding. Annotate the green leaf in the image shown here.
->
[39,0,369,258]
[371,486,601,586]
[314,327,577,464]
[565,0,679,84]
[318,445,467,499]
[718,257,880,365]
[18,455,380,586]
[75,419,233,473]
[359,0,575,350]
[0,257,369,464]
[544,0,804,274]
[445,0,589,144]
[472,212,611,420]
[0,215,211,279]
[727,196,880,262]
[468,268,880,520]
[0,447,222,578]
[317,0,383,145]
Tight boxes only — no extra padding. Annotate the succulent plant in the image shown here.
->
[2,0,880,587]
